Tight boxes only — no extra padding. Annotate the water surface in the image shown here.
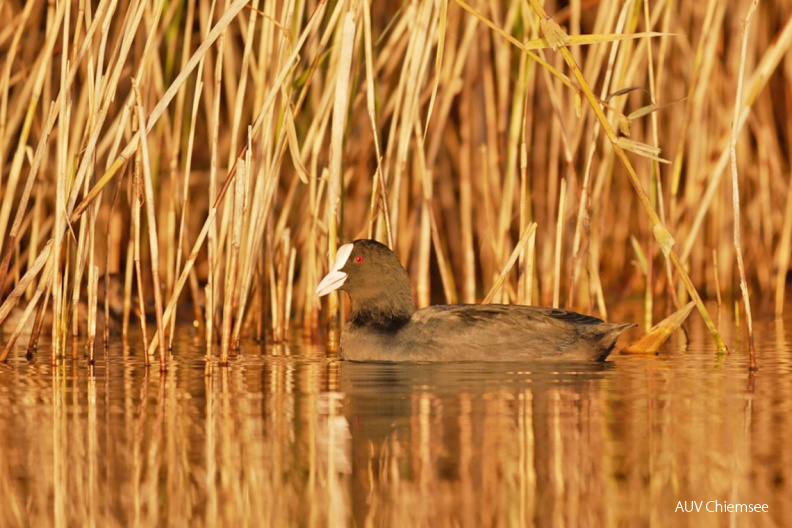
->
[0,311,790,527]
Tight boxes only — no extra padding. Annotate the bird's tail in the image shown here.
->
[593,322,636,360]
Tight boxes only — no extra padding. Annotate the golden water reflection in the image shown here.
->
[0,316,790,527]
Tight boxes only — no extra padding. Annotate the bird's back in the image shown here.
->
[341,304,633,362]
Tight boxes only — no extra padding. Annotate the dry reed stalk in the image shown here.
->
[526,224,536,306]
[268,245,279,342]
[552,178,566,309]
[0,248,55,362]
[285,246,296,335]
[133,82,167,371]
[623,301,696,355]
[0,241,52,326]
[0,0,35,175]
[712,250,723,309]
[681,12,792,263]
[122,240,134,340]
[566,0,629,311]
[25,188,47,301]
[497,49,530,283]
[275,231,292,342]
[325,12,356,329]
[103,179,122,345]
[28,283,52,355]
[205,282,213,361]
[0,101,57,301]
[457,56,476,304]
[0,1,65,257]
[303,168,327,335]
[147,0,328,356]
[428,205,456,304]
[50,0,71,363]
[86,191,101,358]
[776,166,792,314]
[70,0,251,224]
[61,250,72,359]
[460,138,475,304]
[478,143,497,302]
[70,172,90,340]
[205,2,225,357]
[642,0,675,324]
[670,0,722,225]
[387,2,437,249]
[362,0,392,247]
[412,113,433,307]
[87,265,99,363]
[220,148,246,365]
[132,129,149,366]
[528,0,727,352]
[2,0,229,350]
[729,0,758,369]
[483,223,537,305]
[629,235,652,331]
[169,0,204,349]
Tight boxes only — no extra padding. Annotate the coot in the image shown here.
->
[316,239,633,362]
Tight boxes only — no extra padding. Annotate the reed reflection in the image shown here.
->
[0,325,790,527]
[340,363,613,527]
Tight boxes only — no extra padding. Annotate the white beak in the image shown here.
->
[316,243,354,297]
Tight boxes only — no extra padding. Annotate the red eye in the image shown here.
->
[354,255,363,264]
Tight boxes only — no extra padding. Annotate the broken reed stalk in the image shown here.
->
[730,0,758,370]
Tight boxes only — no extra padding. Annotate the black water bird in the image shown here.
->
[316,239,633,362]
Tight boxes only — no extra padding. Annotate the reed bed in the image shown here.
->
[0,0,790,367]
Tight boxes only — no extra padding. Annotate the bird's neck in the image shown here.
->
[348,288,415,330]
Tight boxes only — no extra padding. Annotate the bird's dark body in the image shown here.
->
[317,239,633,362]
[341,304,632,362]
